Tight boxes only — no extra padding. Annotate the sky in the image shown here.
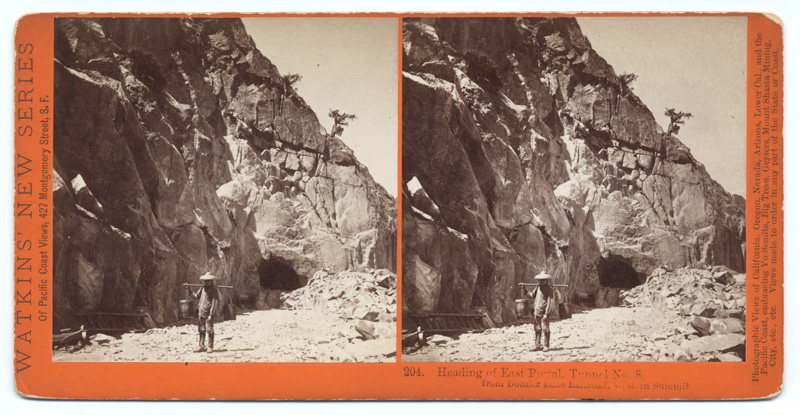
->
[576,16,747,197]
[242,18,398,197]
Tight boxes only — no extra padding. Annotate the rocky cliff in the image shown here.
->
[401,17,745,324]
[53,18,396,330]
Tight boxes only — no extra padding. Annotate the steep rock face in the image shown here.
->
[53,18,396,330]
[402,17,745,324]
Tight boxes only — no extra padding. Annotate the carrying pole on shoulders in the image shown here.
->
[517,282,568,287]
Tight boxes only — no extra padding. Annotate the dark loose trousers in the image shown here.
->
[533,315,550,334]
[197,316,214,335]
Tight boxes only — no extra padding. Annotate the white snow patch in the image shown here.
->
[411,206,434,222]
[407,176,423,195]
[445,226,468,241]
[499,92,527,115]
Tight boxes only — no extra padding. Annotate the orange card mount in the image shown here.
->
[13,12,782,400]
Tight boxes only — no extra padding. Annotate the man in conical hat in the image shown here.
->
[186,272,221,353]
[527,272,555,352]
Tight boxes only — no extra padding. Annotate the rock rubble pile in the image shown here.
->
[621,266,746,319]
[282,269,397,340]
[620,266,747,362]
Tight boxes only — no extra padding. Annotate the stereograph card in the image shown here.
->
[12,11,783,400]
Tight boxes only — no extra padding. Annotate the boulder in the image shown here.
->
[354,320,378,340]
[690,303,717,318]
[682,333,746,357]
[90,333,116,345]
[714,353,743,362]
[710,318,745,335]
[427,334,452,346]
[713,270,736,286]
[690,316,712,336]
[354,320,394,340]
[375,271,397,289]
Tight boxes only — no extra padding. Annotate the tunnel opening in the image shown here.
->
[257,257,305,291]
[597,255,643,289]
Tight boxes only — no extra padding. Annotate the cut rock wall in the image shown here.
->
[401,17,745,324]
[53,18,396,330]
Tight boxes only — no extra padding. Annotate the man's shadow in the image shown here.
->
[212,348,255,353]
[543,346,591,352]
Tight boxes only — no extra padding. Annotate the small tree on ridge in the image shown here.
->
[282,73,302,95]
[618,73,638,94]
[665,108,693,136]
[329,109,356,138]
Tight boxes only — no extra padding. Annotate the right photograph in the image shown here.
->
[401,16,747,363]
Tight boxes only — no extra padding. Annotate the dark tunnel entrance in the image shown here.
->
[257,257,305,291]
[597,255,643,289]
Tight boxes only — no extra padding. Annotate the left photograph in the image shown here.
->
[51,17,398,363]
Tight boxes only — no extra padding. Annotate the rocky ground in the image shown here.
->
[404,267,746,363]
[54,309,395,363]
[54,270,397,363]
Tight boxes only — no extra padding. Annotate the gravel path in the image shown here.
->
[403,306,693,362]
[54,309,396,363]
